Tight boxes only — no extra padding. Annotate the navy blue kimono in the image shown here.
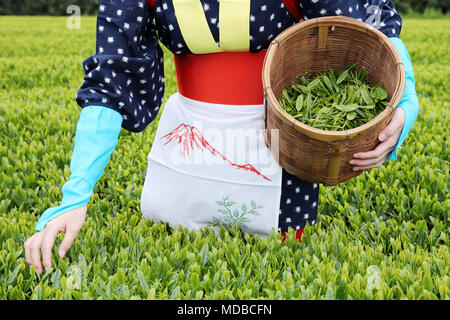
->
[76,0,403,232]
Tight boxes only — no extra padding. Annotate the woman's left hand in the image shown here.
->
[350,107,405,171]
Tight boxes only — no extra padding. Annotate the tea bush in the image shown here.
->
[0,16,448,300]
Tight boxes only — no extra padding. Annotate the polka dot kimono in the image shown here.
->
[76,0,402,234]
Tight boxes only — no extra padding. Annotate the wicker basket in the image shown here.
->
[262,16,405,186]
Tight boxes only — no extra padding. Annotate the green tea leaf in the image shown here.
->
[347,111,357,120]
[335,104,359,112]
[295,95,304,112]
[360,86,372,105]
[374,87,388,100]
[337,68,350,84]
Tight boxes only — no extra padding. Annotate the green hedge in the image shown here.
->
[396,0,449,14]
[0,0,448,15]
[0,0,99,15]
[0,16,449,300]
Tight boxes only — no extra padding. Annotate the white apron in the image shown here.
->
[140,92,282,237]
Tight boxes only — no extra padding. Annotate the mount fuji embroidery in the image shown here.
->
[160,123,271,181]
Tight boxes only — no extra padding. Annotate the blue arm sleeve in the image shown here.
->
[387,37,420,160]
[34,106,123,232]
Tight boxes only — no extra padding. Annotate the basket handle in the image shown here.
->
[318,26,328,48]
[263,87,271,127]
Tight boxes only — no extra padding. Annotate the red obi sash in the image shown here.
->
[174,50,267,105]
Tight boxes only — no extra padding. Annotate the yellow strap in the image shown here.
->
[219,0,251,51]
[172,0,222,54]
[173,0,251,53]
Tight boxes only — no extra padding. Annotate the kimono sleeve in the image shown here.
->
[76,0,164,132]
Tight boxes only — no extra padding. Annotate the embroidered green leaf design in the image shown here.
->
[210,197,263,230]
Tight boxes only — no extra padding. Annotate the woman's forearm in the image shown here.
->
[34,105,123,231]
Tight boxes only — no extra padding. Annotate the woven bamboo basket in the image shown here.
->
[262,16,405,186]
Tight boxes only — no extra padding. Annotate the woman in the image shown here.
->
[25,0,419,274]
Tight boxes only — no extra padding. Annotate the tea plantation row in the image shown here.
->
[0,16,448,299]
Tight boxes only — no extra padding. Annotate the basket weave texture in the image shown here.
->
[262,16,405,185]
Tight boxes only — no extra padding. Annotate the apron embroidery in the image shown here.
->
[160,123,272,181]
[141,93,282,237]
[211,196,263,230]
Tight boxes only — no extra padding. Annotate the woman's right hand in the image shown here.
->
[24,205,87,274]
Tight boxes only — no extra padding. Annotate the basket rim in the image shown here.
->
[262,16,406,142]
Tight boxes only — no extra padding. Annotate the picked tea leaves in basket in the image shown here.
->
[278,64,390,131]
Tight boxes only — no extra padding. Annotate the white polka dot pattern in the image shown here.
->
[77,0,165,132]
[300,0,402,37]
